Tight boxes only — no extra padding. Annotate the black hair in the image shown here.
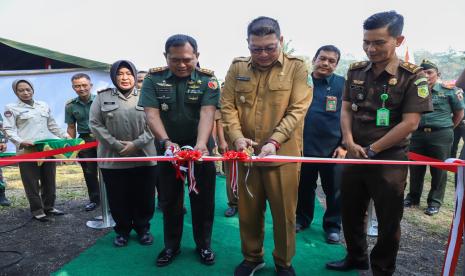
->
[138,70,148,74]
[247,16,281,38]
[363,10,404,37]
[165,34,198,54]
[71,73,91,82]
[313,45,341,64]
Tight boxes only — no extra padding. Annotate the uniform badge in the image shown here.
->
[388,78,397,86]
[325,96,337,112]
[353,80,364,85]
[456,89,464,101]
[356,93,365,101]
[236,76,251,81]
[239,96,246,103]
[3,111,12,118]
[351,103,358,112]
[208,79,218,90]
[157,80,172,87]
[161,103,169,111]
[417,85,429,98]
[414,78,428,85]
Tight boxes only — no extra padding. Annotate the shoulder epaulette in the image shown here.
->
[232,57,251,64]
[65,98,74,105]
[97,88,113,94]
[400,61,422,73]
[197,67,215,76]
[441,82,455,90]
[349,61,369,70]
[285,54,304,62]
[149,66,168,74]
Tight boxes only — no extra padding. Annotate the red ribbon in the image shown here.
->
[223,151,250,197]
[0,141,98,167]
[175,149,202,194]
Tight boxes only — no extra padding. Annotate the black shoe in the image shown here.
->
[45,208,65,216]
[404,198,418,208]
[197,248,215,265]
[234,260,265,276]
[224,207,238,217]
[326,232,340,244]
[156,248,180,267]
[326,258,369,271]
[275,264,296,276]
[33,214,49,222]
[138,232,154,245]
[113,235,128,247]
[0,191,11,206]
[425,206,440,216]
[295,222,308,233]
[85,202,98,212]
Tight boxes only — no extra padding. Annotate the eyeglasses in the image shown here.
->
[248,43,279,54]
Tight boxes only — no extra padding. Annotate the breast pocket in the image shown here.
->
[387,87,404,108]
[268,80,292,106]
[101,103,119,121]
[185,90,203,105]
[235,82,255,107]
[17,112,33,123]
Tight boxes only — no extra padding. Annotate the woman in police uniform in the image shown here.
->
[90,60,157,247]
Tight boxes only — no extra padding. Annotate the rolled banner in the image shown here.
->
[34,138,85,159]
[0,152,16,158]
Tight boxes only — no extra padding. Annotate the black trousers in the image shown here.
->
[452,124,465,158]
[296,162,341,233]
[341,148,407,276]
[77,146,100,204]
[100,166,157,237]
[158,160,216,250]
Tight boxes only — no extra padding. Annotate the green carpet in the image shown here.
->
[55,176,353,275]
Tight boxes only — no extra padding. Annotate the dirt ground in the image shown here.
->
[0,199,110,276]
[0,165,462,275]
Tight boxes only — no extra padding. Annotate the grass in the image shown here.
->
[0,161,459,236]
[403,170,456,235]
[0,163,87,214]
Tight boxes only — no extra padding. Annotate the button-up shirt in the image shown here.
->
[89,88,157,169]
[303,73,345,157]
[3,100,68,150]
[419,82,464,128]
[65,94,96,134]
[221,52,313,164]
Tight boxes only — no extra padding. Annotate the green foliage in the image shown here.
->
[414,49,465,80]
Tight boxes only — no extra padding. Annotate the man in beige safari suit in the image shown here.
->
[221,16,313,276]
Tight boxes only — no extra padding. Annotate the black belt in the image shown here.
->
[416,126,452,133]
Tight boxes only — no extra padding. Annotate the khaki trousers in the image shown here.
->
[238,162,300,267]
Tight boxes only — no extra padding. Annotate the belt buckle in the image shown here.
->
[424,128,432,133]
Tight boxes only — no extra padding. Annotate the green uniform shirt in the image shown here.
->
[65,94,96,134]
[138,67,220,142]
[419,83,464,128]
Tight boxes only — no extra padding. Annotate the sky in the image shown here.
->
[0,0,464,78]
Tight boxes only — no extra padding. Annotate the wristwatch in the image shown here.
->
[159,138,171,149]
[365,145,377,159]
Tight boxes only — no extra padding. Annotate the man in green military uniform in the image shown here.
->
[0,113,11,206]
[404,60,464,215]
[139,34,219,267]
[65,73,100,211]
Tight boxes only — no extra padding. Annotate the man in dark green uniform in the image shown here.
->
[139,34,219,267]
[404,60,464,215]
[0,113,11,206]
[65,73,100,211]
[326,11,433,275]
